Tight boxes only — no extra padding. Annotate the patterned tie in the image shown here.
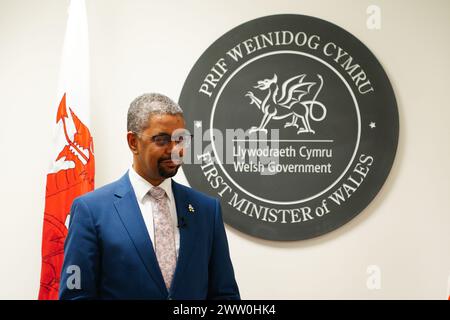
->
[149,186,177,290]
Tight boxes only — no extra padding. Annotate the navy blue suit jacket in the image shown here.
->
[59,172,240,300]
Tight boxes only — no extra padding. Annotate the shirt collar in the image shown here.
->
[128,166,173,203]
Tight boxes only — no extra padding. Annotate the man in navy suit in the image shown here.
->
[59,93,240,300]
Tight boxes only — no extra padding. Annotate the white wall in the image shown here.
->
[0,0,449,299]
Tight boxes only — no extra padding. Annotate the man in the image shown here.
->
[59,93,240,300]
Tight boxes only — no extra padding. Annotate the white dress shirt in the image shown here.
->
[128,167,180,257]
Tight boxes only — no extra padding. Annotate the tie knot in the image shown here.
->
[149,186,166,200]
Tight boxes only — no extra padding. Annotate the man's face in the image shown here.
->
[130,114,185,185]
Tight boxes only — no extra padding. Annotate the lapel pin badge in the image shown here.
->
[188,204,195,213]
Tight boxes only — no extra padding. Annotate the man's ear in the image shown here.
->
[127,131,139,155]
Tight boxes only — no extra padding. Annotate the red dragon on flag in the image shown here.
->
[38,93,94,299]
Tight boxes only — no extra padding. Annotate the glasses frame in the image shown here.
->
[131,131,193,147]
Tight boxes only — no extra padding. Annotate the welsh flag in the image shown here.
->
[38,0,94,300]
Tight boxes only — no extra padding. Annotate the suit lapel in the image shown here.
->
[113,173,167,295]
[170,180,199,293]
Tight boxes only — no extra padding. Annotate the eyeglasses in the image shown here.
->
[134,131,193,148]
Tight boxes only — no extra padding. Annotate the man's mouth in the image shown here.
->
[160,159,181,167]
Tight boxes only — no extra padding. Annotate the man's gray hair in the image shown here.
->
[127,93,183,133]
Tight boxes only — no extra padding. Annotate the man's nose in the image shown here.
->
[165,141,184,156]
